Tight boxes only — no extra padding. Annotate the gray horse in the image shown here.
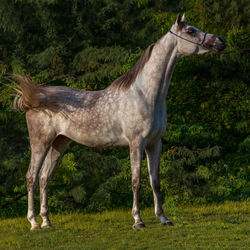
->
[13,14,225,230]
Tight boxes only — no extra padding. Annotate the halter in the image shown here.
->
[169,30,250,54]
[169,30,207,48]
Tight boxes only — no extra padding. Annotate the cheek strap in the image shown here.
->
[169,30,208,48]
[200,32,207,45]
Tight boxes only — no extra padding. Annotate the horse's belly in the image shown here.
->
[77,133,128,147]
[61,121,128,147]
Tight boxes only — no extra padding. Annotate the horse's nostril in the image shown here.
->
[219,37,226,47]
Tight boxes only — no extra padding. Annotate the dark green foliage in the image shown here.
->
[0,0,249,216]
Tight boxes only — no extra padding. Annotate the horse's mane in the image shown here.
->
[110,43,155,91]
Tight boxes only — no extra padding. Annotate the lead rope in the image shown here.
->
[219,48,250,54]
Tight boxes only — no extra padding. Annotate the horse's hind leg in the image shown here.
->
[39,135,71,228]
[26,132,56,231]
[145,139,173,226]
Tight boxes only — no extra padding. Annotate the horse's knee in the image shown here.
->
[132,178,141,192]
[26,171,36,191]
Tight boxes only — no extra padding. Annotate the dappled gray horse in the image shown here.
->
[13,14,225,230]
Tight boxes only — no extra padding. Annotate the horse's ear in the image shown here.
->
[175,13,182,25]
[181,13,185,22]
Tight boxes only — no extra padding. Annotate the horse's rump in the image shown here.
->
[13,75,85,114]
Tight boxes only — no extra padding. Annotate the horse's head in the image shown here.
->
[170,13,226,56]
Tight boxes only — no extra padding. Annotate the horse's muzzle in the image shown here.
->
[204,35,226,52]
[216,36,226,52]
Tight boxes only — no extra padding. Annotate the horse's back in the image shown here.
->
[25,86,129,147]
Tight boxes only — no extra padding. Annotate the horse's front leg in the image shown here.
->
[130,140,145,229]
[145,139,174,226]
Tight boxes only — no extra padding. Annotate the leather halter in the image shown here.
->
[169,30,208,48]
[169,30,250,55]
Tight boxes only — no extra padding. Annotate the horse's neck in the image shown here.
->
[134,33,178,106]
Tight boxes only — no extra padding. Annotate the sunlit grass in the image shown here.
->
[0,201,249,249]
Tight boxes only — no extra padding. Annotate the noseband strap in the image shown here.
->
[169,30,207,48]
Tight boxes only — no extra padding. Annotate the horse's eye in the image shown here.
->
[186,28,195,34]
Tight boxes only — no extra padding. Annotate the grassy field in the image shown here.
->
[0,201,249,249]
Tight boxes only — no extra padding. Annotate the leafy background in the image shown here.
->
[0,0,249,216]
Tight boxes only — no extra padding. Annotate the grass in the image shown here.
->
[0,201,249,249]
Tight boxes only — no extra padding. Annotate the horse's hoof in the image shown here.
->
[41,223,52,229]
[161,220,174,226]
[30,224,41,231]
[133,222,146,230]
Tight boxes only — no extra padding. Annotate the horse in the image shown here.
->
[13,14,225,231]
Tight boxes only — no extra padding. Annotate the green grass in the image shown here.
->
[0,201,249,249]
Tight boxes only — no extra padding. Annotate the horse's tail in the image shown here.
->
[12,74,45,113]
